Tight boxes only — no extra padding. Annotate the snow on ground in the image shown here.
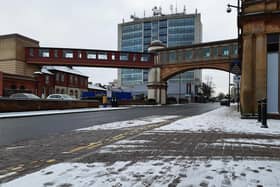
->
[3,158,280,187]
[76,115,179,131]
[0,107,129,119]
[98,139,153,154]
[4,106,280,186]
[219,138,280,146]
[155,106,280,135]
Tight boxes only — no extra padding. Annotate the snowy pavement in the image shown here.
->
[154,106,280,135]
[3,106,280,187]
[3,157,280,187]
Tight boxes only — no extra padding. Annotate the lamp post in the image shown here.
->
[227,0,242,109]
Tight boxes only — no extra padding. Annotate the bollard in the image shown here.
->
[261,98,268,128]
[257,100,262,122]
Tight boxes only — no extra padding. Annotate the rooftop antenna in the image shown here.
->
[175,0,178,14]
[122,18,124,23]
[183,5,186,14]
[144,10,146,18]
[170,4,173,14]
[130,12,139,20]
[152,6,157,16]
[195,8,198,14]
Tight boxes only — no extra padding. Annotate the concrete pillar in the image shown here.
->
[147,67,167,104]
[0,71,3,96]
[240,34,255,114]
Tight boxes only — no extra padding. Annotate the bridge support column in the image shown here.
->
[147,67,167,104]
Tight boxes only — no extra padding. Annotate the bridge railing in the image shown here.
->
[25,47,155,68]
[157,40,238,65]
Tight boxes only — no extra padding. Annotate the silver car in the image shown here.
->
[46,94,76,100]
[9,93,41,99]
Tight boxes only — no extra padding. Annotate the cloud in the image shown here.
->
[0,0,238,93]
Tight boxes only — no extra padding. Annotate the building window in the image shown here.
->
[120,53,129,61]
[221,47,230,56]
[203,48,211,58]
[87,52,96,59]
[20,85,25,90]
[70,75,73,84]
[61,89,65,94]
[98,53,108,60]
[56,88,60,93]
[75,76,78,85]
[54,49,59,58]
[39,49,50,58]
[56,73,60,82]
[267,34,279,52]
[45,76,50,84]
[61,74,65,82]
[29,48,34,57]
[63,50,73,58]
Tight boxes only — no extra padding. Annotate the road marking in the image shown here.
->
[112,134,126,141]
[46,159,56,164]
[10,166,23,171]
[5,146,26,150]
[68,146,88,154]
[30,160,39,164]
[87,143,103,150]
[0,172,17,180]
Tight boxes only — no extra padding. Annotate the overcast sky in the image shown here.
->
[0,0,238,95]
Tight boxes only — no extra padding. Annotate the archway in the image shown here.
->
[147,64,234,105]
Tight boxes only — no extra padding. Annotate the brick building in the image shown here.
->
[34,66,88,98]
[0,34,88,98]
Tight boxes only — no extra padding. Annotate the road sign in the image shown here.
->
[231,60,241,75]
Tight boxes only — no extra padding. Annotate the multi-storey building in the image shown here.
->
[117,10,202,98]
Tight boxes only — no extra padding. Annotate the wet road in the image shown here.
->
[0,103,219,146]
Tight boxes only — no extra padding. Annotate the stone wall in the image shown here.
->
[240,0,280,115]
[0,34,40,76]
[0,99,99,112]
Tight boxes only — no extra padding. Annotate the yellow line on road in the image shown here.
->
[112,134,126,141]
[10,166,23,171]
[68,146,88,154]
[87,143,103,150]
[46,159,56,164]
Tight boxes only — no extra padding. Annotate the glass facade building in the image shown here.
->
[118,12,202,97]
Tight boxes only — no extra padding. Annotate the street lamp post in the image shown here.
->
[227,0,242,110]
[228,72,231,106]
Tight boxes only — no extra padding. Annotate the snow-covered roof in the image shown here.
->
[88,84,106,91]
[42,66,88,77]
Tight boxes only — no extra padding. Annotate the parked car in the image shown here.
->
[9,93,40,99]
[46,94,76,100]
[220,98,229,106]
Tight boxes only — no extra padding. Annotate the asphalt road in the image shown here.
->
[0,103,219,146]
